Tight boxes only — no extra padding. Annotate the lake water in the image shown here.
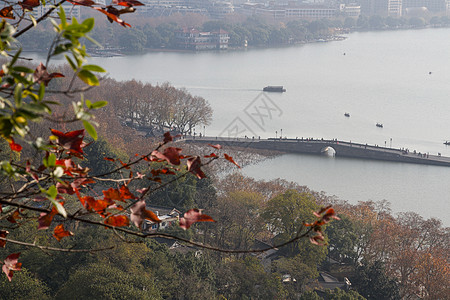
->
[34,28,450,225]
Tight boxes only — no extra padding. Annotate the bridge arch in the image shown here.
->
[321,146,336,157]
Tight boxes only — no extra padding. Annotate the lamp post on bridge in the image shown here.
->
[280,129,283,139]
[390,138,392,148]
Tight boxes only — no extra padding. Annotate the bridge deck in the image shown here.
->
[184,137,450,167]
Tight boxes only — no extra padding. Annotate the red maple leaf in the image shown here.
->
[19,0,40,11]
[2,253,22,281]
[67,0,96,6]
[33,63,64,86]
[113,0,144,6]
[163,131,173,143]
[130,200,161,229]
[151,147,182,165]
[179,209,215,230]
[0,230,9,248]
[187,156,206,179]
[51,129,85,154]
[8,138,22,152]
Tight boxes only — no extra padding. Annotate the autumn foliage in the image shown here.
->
[0,0,344,291]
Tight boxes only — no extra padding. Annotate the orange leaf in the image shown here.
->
[92,7,131,27]
[103,187,121,201]
[119,185,135,200]
[7,209,20,224]
[81,196,109,215]
[53,224,73,241]
[224,153,241,168]
[208,143,222,150]
[113,0,144,6]
[0,6,14,19]
[104,215,129,227]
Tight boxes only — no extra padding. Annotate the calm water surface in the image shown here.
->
[37,28,450,224]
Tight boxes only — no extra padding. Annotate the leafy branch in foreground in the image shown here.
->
[0,2,341,284]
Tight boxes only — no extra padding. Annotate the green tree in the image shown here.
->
[369,15,385,29]
[262,190,320,256]
[118,27,147,51]
[326,215,361,265]
[344,17,356,29]
[357,15,369,29]
[55,263,161,299]
[274,255,320,295]
[82,136,128,178]
[0,268,50,299]
[143,25,163,48]
[215,256,286,299]
[351,260,400,300]
[156,23,179,48]
[409,17,425,27]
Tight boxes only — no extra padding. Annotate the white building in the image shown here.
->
[33,3,81,19]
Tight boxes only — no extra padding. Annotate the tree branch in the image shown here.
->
[13,0,67,39]
[0,237,115,253]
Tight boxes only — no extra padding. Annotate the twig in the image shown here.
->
[0,237,115,253]
[13,0,67,39]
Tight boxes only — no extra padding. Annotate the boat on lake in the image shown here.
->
[444,141,450,145]
[344,112,350,117]
[263,86,286,92]
[376,123,383,128]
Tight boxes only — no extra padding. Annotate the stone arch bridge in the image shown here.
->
[184,137,450,167]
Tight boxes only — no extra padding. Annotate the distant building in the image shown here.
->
[250,4,337,19]
[209,1,235,18]
[339,4,362,17]
[358,0,449,15]
[176,27,230,50]
[403,0,448,13]
[389,0,403,16]
[144,205,181,232]
[33,3,81,19]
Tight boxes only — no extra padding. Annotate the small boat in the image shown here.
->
[376,123,383,128]
[263,86,286,93]
[444,141,450,145]
[344,113,350,117]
